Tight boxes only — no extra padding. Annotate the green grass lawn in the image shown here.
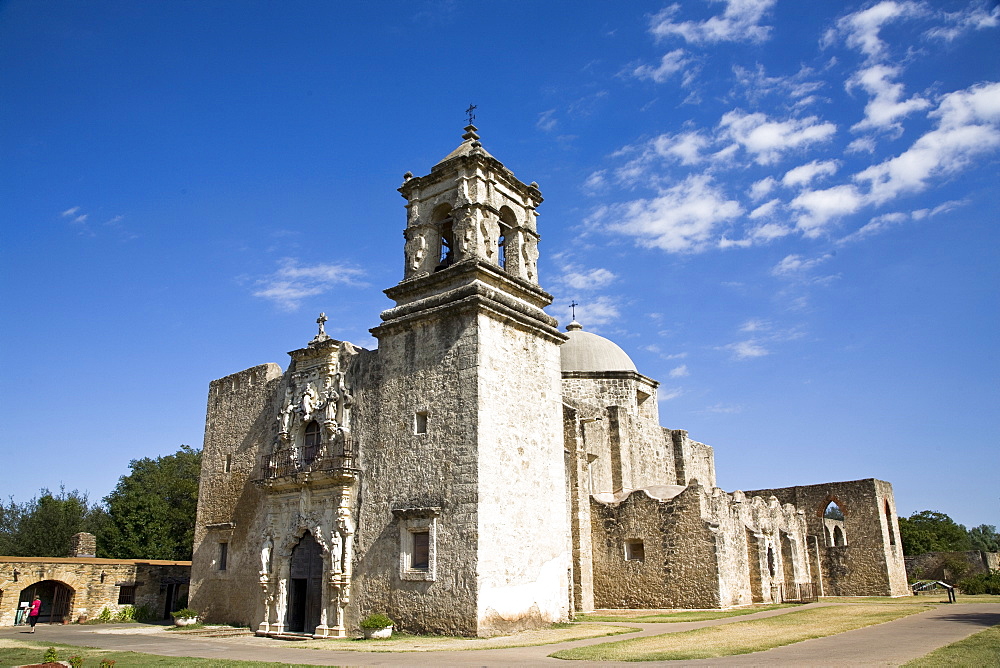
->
[0,639,317,667]
[903,624,1000,666]
[577,604,794,623]
[550,603,931,661]
[822,594,1000,605]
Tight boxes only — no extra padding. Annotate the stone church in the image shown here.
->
[189,126,909,638]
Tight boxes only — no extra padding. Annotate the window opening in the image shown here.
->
[823,502,844,520]
[219,542,229,571]
[625,540,645,562]
[438,219,454,269]
[411,531,430,570]
[303,420,321,464]
[885,501,896,546]
[225,454,232,473]
[117,585,136,605]
[833,526,845,547]
[414,411,428,434]
[767,545,775,578]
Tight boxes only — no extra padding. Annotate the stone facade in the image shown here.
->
[189,127,910,639]
[0,535,189,626]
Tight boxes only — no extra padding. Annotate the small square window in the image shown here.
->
[625,540,645,562]
[219,542,229,571]
[412,531,430,570]
[414,411,428,435]
[117,585,136,605]
[394,509,439,582]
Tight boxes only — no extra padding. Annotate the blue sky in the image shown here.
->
[2,1,997,529]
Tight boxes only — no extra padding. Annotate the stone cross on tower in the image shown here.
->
[465,104,477,125]
[311,312,331,344]
[570,301,579,320]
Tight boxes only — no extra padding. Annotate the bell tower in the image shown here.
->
[360,126,571,636]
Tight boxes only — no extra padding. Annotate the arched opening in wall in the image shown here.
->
[824,526,832,546]
[303,421,321,465]
[19,581,74,624]
[823,501,844,521]
[885,500,896,546]
[833,525,846,547]
[498,207,516,271]
[781,532,796,595]
[287,531,323,634]
[432,204,454,270]
[746,529,763,603]
[766,545,776,579]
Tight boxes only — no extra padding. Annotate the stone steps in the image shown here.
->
[174,626,255,638]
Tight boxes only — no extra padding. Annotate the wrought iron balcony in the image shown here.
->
[254,446,357,485]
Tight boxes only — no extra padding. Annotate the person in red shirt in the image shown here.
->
[27,597,41,632]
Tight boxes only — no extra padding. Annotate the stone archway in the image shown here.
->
[19,580,74,623]
[287,531,323,634]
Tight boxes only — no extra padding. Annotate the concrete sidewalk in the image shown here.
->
[2,603,997,666]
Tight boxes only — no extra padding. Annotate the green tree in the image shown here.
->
[97,445,202,560]
[968,524,1000,553]
[898,510,972,556]
[0,487,106,557]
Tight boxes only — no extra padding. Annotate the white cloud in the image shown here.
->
[827,1,926,59]
[61,206,80,217]
[848,64,931,132]
[649,0,777,44]
[740,318,770,332]
[598,173,743,252]
[697,403,743,413]
[557,264,617,290]
[838,211,908,243]
[658,388,684,401]
[723,340,770,359]
[651,130,710,165]
[749,176,777,200]
[733,64,826,105]
[719,110,837,164]
[669,364,689,377]
[252,258,366,311]
[583,170,607,194]
[536,109,557,132]
[749,199,781,220]
[855,81,1000,203]
[632,49,692,83]
[771,253,833,277]
[789,184,865,235]
[782,159,840,188]
[925,2,999,41]
[847,136,877,153]
[750,222,793,240]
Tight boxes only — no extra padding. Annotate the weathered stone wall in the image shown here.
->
[0,557,189,626]
[190,363,282,626]
[905,550,1000,583]
[475,313,570,634]
[591,486,722,609]
[354,310,481,636]
[744,479,909,597]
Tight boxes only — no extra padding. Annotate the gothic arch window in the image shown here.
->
[303,420,321,465]
[833,525,846,546]
[498,207,516,271]
[823,501,844,521]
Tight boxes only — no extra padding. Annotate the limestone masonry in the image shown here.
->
[189,126,910,638]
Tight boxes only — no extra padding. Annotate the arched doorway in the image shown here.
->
[287,531,323,634]
[19,581,74,624]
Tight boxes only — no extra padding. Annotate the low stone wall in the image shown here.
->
[905,550,999,583]
[0,557,190,626]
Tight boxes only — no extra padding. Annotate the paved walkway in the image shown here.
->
[3,603,998,667]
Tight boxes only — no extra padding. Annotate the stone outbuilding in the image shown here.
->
[0,533,190,626]
[189,126,910,639]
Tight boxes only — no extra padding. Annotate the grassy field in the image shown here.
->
[0,639,315,667]
[577,604,793,623]
[903,624,1000,666]
[550,603,931,661]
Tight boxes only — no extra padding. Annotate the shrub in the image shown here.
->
[171,607,199,619]
[69,656,85,667]
[96,607,113,623]
[359,612,395,629]
[99,660,116,668]
[43,647,59,663]
[958,570,1000,595]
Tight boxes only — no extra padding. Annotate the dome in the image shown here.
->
[561,321,637,372]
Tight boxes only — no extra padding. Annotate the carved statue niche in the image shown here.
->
[452,208,477,261]
[481,214,499,262]
[321,375,339,437]
[277,386,296,442]
[404,229,428,275]
[300,383,319,422]
[260,536,274,579]
[522,236,539,282]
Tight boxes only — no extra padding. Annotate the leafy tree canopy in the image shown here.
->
[968,524,1000,553]
[0,487,107,557]
[898,510,972,556]
[96,445,202,560]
